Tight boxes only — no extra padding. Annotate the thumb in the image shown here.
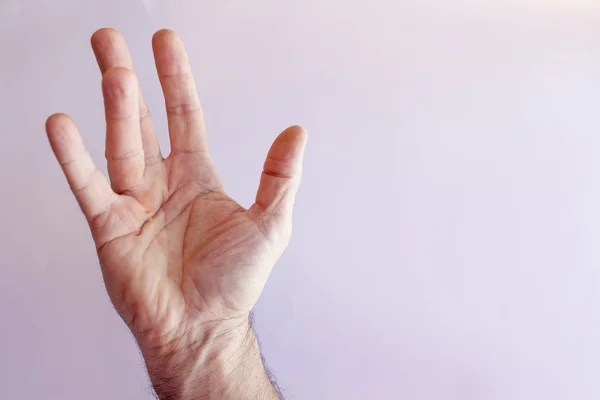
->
[253,125,307,236]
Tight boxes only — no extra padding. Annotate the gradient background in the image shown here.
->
[1,1,600,399]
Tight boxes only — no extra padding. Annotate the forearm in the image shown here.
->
[143,318,281,400]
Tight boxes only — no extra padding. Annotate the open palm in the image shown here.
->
[45,29,306,356]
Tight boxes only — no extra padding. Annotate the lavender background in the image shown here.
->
[1,1,600,399]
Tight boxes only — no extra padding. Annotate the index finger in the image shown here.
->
[152,29,207,155]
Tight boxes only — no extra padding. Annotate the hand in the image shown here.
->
[45,28,306,398]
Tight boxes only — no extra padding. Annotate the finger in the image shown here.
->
[91,28,162,166]
[102,67,145,193]
[46,113,116,221]
[152,29,207,154]
[253,125,308,230]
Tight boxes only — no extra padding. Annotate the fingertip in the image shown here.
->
[91,28,134,74]
[255,126,308,222]
[152,29,179,47]
[262,125,308,181]
[46,113,74,136]
[45,114,82,158]
[91,28,123,46]
[273,125,308,157]
[152,29,192,81]
[281,125,308,144]
[102,67,138,97]
[289,125,307,136]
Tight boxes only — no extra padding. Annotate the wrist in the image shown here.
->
[142,316,276,400]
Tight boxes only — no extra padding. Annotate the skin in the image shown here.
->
[45,28,306,399]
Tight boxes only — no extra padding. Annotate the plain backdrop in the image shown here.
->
[1,1,600,399]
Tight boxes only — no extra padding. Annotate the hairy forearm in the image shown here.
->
[143,318,281,400]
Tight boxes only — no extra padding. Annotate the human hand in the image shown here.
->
[46,28,306,399]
